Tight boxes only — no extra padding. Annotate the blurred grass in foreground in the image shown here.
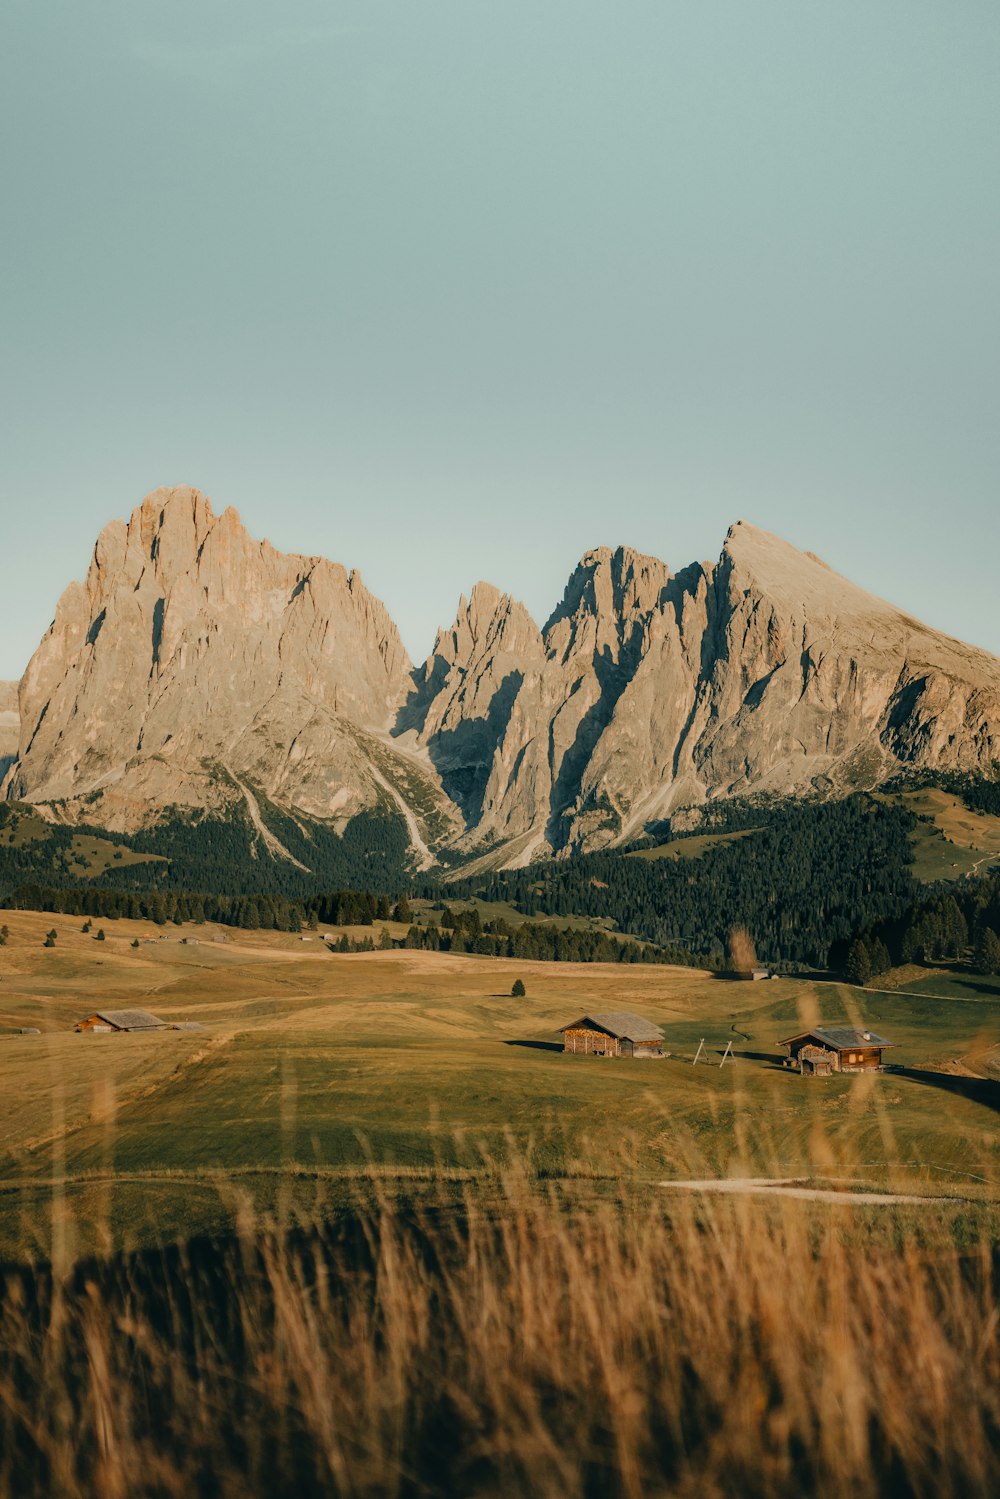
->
[1,1132,998,1499]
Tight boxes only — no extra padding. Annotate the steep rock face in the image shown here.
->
[4,487,450,837]
[0,682,18,781]
[4,497,1000,868]
[407,523,1000,861]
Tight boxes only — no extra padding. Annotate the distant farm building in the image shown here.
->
[75,1009,166,1033]
[781,1026,894,1077]
[560,1012,664,1058]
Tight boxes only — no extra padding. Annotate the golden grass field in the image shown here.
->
[2,907,1000,1496]
[1,906,999,1260]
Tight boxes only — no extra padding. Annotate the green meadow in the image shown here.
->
[1,907,998,1259]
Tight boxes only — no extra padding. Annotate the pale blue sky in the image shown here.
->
[1,1,998,679]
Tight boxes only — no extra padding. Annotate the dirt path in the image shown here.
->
[659,1177,955,1205]
[813,977,1000,1006]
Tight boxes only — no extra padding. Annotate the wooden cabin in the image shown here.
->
[560,1011,664,1058]
[75,1008,166,1033]
[780,1026,894,1076]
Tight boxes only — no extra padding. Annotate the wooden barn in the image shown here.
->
[560,1011,664,1058]
[75,1008,166,1033]
[780,1026,894,1076]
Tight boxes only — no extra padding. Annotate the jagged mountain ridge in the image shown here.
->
[405,527,1000,861]
[4,486,1000,872]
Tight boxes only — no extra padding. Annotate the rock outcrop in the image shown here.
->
[4,493,1000,869]
[403,523,1000,862]
[0,682,18,781]
[2,487,455,845]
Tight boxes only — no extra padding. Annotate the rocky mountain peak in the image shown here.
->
[4,496,1000,869]
[5,487,421,829]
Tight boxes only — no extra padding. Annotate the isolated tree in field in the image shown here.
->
[44,930,57,948]
[0,925,8,946]
[726,926,758,974]
[379,927,393,950]
[845,938,872,986]
[82,920,92,934]
[511,978,526,997]
[974,926,1000,976]
[96,928,106,942]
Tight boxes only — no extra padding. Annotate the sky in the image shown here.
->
[1,1,998,679]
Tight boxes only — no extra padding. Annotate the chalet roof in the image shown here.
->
[560,1011,664,1043]
[92,1009,166,1031]
[780,1026,894,1051]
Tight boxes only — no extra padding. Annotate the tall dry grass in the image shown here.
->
[0,1150,998,1499]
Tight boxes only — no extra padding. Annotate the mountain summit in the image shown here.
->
[4,491,1000,868]
[2,487,454,851]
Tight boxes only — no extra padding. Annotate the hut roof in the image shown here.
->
[780,1026,894,1050]
[560,1011,664,1043]
[92,1009,166,1031]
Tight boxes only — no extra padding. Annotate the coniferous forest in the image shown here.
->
[2,776,1000,975]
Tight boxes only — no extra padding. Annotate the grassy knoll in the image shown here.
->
[0,806,166,877]
[1,907,999,1258]
[627,826,762,861]
[897,786,1000,882]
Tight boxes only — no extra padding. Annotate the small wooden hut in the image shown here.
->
[75,1008,166,1033]
[780,1026,894,1076]
[560,1012,664,1058]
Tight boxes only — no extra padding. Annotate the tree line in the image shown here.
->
[0,883,414,932]
[842,873,1000,983]
[455,795,922,968]
[393,906,696,966]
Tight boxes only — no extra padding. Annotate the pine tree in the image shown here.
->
[394,897,413,924]
[868,937,891,977]
[511,979,526,997]
[974,926,1000,976]
[845,938,872,986]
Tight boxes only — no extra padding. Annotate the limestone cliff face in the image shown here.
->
[4,497,1000,867]
[404,523,1000,862]
[3,487,450,837]
[0,682,18,781]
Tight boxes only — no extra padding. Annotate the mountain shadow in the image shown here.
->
[396,668,524,828]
